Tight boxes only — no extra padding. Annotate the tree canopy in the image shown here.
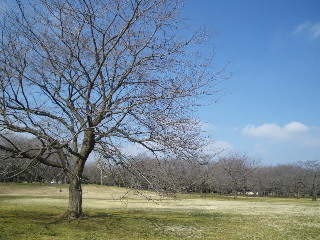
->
[0,0,223,218]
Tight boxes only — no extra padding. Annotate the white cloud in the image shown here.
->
[242,121,311,143]
[293,22,320,40]
[283,121,309,132]
[240,122,320,164]
[243,123,286,140]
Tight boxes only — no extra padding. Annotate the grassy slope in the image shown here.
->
[0,183,319,240]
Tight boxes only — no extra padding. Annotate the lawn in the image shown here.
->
[0,182,319,239]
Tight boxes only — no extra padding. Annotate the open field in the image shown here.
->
[0,183,320,239]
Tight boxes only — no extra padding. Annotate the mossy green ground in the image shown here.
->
[0,183,319,239]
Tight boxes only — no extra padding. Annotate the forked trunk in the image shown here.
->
[67,178,83,218]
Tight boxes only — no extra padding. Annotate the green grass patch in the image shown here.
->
[0,183,320,239]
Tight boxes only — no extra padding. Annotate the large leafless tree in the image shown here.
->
[0,0,223,218]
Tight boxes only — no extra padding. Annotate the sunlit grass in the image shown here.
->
[0,182,320,239]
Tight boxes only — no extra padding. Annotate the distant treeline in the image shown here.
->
[1,151,319,200]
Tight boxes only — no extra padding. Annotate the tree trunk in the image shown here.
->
[311,185,317,201]
[100,168,103,185]
[233,190,238,199]
[312,193,317,201]
[67,178,83,218]
[311,174,317,201]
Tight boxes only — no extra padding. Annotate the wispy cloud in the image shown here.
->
[293,22,320,40]
[310,23,320,39]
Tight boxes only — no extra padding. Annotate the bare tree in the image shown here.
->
[0,0,223,218]
[0,134,65,183]
[302,160,320,201]
[215,153,256,199]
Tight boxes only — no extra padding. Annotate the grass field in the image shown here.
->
[0,183,319,239]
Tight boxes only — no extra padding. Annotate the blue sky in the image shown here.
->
[184,0,320,165]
